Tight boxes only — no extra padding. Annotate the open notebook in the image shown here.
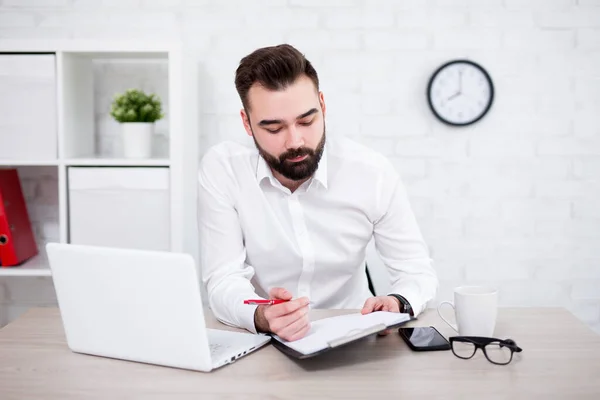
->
[270,311,413,359]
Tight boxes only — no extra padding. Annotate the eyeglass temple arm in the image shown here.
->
[453,337,523,352]
[450,336,523,353]
[499,339,523,352]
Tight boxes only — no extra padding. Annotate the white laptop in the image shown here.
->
[45,242,270,372]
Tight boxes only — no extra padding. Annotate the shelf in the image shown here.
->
[0,160,60,166]
[0,253,52,277]
[0,39,179,54]
[63,158,170,167]
[0,158,170,167]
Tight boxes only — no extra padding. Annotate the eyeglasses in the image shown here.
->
[449,336,523,365]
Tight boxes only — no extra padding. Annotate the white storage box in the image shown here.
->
[0,55,57,161]
[68,167,170,251]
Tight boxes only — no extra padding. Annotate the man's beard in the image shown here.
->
[253,127,326,182]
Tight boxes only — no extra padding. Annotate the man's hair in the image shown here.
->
[235,44,319,112]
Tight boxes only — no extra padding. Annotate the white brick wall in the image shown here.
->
[0,0,598,336]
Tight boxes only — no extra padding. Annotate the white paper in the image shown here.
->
[272,311,410,355]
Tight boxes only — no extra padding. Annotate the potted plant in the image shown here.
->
[110,88,164,159]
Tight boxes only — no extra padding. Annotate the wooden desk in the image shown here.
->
[1,307,599,399]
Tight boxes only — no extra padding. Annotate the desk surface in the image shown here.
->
[1,307,600,399]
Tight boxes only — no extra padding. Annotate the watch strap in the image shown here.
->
[388,293,414,317]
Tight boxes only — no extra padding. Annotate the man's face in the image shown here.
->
[241,75,326,182]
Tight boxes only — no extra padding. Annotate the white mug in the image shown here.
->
[437,286,498,337]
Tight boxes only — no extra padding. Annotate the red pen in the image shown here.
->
[243,299,289,305]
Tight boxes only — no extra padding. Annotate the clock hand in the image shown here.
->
[446,70,464,102]
[447,92,460,101]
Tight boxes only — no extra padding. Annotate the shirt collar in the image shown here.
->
[255,144,328,191]
[256,152,273,184]
[312,144,328,189]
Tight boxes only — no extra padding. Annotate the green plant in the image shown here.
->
[110,88,164,123]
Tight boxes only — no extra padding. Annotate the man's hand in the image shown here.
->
[254,287,311,341]
[361,295,401,336]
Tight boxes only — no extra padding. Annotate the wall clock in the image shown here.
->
[426,59,494,126]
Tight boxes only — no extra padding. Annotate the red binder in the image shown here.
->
[0,169,38,267]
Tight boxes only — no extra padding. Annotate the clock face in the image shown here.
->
[427,60,494,126]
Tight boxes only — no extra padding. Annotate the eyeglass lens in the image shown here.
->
[484,342,513,364]
[452,341,476,359]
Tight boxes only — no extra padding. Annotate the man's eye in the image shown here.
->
[299,120,314,126]
[266,128,282,134]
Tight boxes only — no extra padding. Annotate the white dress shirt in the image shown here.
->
[197,135,438,333]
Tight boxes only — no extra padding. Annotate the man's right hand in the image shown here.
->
[254,287,310,341]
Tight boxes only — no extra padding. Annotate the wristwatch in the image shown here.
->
[388,294,414,317]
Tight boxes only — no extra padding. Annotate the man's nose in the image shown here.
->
[285,125,304,149]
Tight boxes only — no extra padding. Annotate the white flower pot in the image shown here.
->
[121,122,153,159]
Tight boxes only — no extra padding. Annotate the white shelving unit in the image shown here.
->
[0,253,52,277]
[0,40,199,277]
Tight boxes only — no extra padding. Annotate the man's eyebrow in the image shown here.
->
[258,108,318,126]
[258,118,282,126]
[297,108,318,119]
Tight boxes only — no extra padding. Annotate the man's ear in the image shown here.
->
[319,92,326,118]
[240,108,253,137]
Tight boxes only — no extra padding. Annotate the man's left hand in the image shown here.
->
[361,295,401,336]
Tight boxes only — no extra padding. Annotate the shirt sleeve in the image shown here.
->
[197,150,265,333]
[372,167,438,317]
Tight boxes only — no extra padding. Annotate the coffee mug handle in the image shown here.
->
[437,301,458,333]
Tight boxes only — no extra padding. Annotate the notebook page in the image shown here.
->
[272,311,410,355]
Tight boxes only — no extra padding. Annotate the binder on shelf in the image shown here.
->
[0,169,38,267]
